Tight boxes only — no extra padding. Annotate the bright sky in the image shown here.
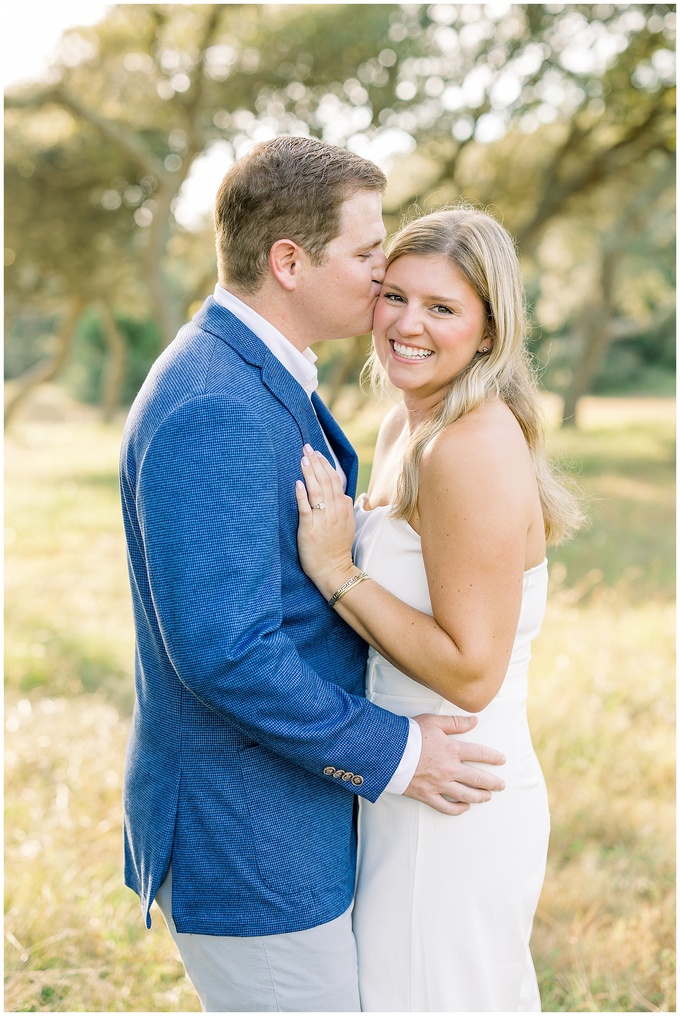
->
[3,2,113,88]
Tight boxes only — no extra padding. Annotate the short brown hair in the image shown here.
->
[214,136,386,294]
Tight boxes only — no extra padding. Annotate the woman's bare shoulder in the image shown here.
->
[374,401,408,451]
[421,401,532,493]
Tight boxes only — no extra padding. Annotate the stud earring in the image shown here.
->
[482,346,489,353]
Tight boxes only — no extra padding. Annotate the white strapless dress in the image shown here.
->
[352,494,550,1012]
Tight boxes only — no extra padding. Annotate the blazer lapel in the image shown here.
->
[311,392,359,500]
[260,358,335,464]
[195,297,358,495]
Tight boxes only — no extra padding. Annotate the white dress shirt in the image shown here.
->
[213,284,421,794]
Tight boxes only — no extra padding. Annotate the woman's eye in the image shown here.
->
[383,292,404,303]
[432,304,453,315]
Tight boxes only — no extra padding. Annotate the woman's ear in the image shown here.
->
[478,320,495,355]
[269,239,302,291]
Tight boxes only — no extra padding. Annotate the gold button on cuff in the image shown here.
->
[323,766,363,785]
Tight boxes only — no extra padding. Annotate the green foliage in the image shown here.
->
[591,343,676,396]
[59,308,163,407]
[4,118,143,314]
[4,3,675,418]
[539,317,677,397]
[548,418,675,599]
[3,313,60,380]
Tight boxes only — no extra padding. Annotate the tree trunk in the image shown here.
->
[561,249,618,428]
[4,296,85,425]
[561,314,612,427]
[98,301,128,422]
[142,179,184,347]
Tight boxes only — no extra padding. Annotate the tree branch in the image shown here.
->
[98,300,129,422]
[6,87,173,186]
[4,296,86,425]
[518,94,671,246]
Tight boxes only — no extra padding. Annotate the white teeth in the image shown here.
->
[392,341,433,359]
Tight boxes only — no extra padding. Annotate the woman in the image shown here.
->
[295,207,583,1012]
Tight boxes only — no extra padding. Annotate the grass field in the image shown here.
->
[4,387,675,1012]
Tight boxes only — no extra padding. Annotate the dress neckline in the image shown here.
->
[356,492,391,514]
[355,493,548,576]
[355,492,419,536]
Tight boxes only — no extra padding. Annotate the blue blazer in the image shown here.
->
[120,297,410,936]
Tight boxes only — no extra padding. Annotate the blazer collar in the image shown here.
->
[194,296,268,368]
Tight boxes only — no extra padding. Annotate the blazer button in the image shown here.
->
[351,775,364,786]
[341,772,354,781]
[323,766,335,776]
[333,769,345,778]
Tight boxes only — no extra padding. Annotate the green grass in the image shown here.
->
[548,423,675,601]
[5,390,675,1012]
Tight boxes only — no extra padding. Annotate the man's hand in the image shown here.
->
[404,713,506,816]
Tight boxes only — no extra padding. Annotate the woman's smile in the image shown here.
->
[390,340,434,361]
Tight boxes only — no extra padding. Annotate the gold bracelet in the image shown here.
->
[328,571,369,609]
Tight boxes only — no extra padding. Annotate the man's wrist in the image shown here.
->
[383,719,422,794]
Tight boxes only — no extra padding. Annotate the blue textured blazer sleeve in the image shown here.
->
[137,394,406,795]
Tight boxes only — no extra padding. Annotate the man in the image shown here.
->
[120,136,505,1012]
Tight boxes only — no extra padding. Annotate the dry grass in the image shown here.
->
[530,593,674,1011]
[5,697,199,1013]
[4,388,675,1012]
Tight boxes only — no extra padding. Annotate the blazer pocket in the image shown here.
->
[239,745,355,896]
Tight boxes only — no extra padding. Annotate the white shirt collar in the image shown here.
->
[213,284,318,397]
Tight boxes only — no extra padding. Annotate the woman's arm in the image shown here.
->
[296,406,542,712]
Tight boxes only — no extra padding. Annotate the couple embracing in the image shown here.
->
[120,136,581,1012]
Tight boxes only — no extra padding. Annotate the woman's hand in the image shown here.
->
[295,445,358,600]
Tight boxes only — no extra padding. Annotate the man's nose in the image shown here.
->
[372,250,387,282]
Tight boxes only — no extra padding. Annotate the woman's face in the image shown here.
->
[372,253,490,413]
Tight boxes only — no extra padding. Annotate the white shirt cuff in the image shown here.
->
[383,719,422,795]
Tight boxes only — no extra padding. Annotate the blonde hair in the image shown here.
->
[367,207,583,545]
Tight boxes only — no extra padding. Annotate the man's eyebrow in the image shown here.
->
[352,233,386,254]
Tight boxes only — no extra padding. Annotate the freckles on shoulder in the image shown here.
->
[419,405,532,506]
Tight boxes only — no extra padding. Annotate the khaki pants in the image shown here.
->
[155,869,361,1012]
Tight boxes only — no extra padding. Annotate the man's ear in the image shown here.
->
[270,239,302,291]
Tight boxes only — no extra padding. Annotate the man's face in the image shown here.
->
[301,189,387,343]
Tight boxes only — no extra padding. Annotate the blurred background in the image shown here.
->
[4,3,675,1012]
